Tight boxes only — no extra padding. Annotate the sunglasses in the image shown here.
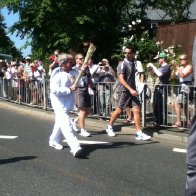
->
[62,60,73,64]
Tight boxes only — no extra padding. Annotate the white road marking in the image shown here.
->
[0,135,18,139]
[173,148,187,153]
[63,139,110,145]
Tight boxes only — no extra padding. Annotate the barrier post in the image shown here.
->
[141,84,147,127]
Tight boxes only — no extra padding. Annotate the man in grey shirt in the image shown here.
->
[105,46,151,140]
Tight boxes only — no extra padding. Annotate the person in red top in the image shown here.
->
[48,49,60,75]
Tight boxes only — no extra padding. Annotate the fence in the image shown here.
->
[156,21,196,60]
[0,77,195,129]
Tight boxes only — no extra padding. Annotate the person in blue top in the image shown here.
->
[147,52,170,126]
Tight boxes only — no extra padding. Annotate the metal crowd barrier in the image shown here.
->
[0,77,195,129]
[143,83,195,128]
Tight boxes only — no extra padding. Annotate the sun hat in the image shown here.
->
[25,56,31,60]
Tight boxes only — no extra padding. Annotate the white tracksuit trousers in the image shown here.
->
[49,106,80,151]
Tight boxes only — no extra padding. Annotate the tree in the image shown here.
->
[0,0,129,62]
[1,0,193,64]
[0,12,22,58]
[150,0,194,24]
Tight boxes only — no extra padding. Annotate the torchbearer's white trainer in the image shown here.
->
[70,147,83,158]
[49,141,63,150]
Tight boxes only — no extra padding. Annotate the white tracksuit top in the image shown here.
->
[50,67,78,112]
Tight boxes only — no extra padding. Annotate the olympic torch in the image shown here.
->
[74,43,96,85]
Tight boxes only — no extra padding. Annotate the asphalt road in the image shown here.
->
[0,107,187,196]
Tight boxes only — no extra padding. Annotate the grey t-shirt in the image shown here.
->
[159,64,170,84]
[117,59,136,91]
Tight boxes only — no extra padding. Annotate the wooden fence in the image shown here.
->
[156,21,196,60]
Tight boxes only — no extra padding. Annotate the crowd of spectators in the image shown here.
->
[0,50,195,128]
[0,57,46,104]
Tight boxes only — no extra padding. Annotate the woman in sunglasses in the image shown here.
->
[172,54,193,128]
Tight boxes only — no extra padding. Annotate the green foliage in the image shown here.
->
[1,0,128,62]
[161,43,183,84]
[0,0,194,64]
[120,31,158,64]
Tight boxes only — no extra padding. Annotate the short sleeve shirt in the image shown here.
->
[117,59,136,91]
[135,60,144,83]
[73,64,91,90]
[159,64,170,84]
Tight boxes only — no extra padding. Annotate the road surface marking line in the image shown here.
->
[63,139,110,144]
[0,135,18,139]
[173,148,187,153]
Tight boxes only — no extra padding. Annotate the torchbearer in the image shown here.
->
[49,53,83,158]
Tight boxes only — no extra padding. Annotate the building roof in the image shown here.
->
[146,1,196,21]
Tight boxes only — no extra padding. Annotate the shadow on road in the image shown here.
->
[78,140,159,159]
[0,156,37,165]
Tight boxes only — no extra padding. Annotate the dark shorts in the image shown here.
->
[74,89,91,108]
[118,91,140,108]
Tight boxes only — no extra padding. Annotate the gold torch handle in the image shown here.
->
[74,43,96,85]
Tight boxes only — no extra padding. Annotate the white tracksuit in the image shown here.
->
[49,67,80,151]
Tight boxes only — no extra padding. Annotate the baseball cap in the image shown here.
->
[101,58,109,64]
[159,52,167,59]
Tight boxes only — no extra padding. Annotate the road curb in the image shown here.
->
[0,100,54,119]
[121,126,188,143]
[152,132,188,143]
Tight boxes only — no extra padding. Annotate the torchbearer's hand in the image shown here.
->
[81,66,86,71]
[70,84,77,91]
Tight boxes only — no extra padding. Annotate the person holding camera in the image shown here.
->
[48,49,60,75]
[97,59,116,117]
[147,52,170,127]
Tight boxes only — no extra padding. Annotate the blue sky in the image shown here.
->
[1,7,32,57]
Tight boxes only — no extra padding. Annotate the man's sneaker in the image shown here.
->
[71,119,79,132]
[70,147,83,158]
[135,132,151,141]
[49,141,63,150]
[80,130,91,137]
[106,126,116,137]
